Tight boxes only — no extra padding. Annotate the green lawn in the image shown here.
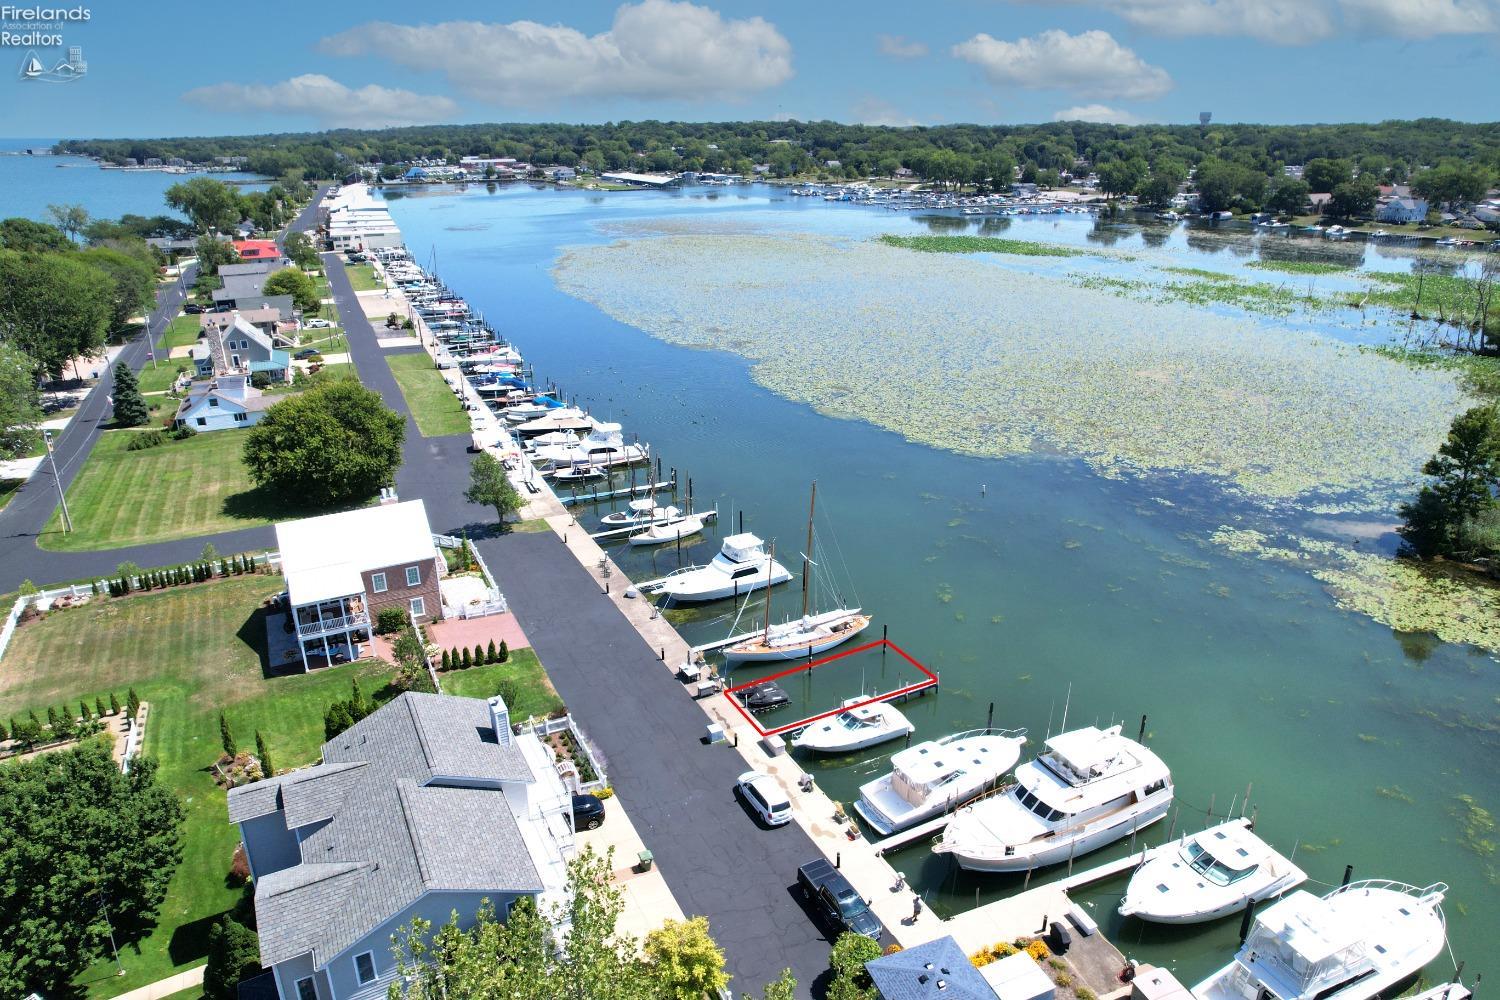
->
[138,359,194,394]
[386,352,470,437]
[158,314,201,351]
[438,648,564,721]
[38,427,348,552]
[347,263,383,291]
[0,577,402,998]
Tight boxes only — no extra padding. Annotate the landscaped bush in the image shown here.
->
[374,607,407,635]
[250,371,273,389]
[126,429,167,451]
[170,424,197,440]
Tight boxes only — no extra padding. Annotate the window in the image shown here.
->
[296,978,317,1000]
[234,412,247,422]
[409,596,425,618]
[195,417,206,427]
[208,397,219,407]
[405,565,421,587]
[354,952,377,985]
[371,572,387,593]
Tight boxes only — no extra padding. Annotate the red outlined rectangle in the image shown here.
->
[722,638,938,738]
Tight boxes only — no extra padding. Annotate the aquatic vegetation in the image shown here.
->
[1210,528,1500,652]
[555,231,1470,507]
[1246,260,1357,275]
[1365,345,1500,398]
[1352,271,1489,321]
[1376,785,1415,803]
[1453,794,1497,856]
[877,234,1084,257]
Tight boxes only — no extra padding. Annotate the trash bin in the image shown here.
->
[636,850,654,873]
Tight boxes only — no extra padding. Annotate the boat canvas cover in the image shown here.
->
[1042,725,1136,784]
[720,533,767,562]
[1248,893,1367,984]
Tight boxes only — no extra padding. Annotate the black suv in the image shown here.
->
[571,793,606,830]
[796,859,882,939]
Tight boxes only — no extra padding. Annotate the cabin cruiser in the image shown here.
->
[512,407,596,436]
[723,609,871,663]
[1117,818,1306,924]
[1325,225,1350,240]
[792,697,913,754]
[628,514,706,546]
[934,724,1172,872]
[1193,880,1448,1000]
[853,728,1028,836]
[534,422,648,468]
[503,398,567,423]
[601,499,681,528]
[642,533,792,603]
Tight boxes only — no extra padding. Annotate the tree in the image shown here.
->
[165,177,243,234]
[47,203,90,243]
[1097,157,1147,199]
[1264,177,1311,216]
[242,381,405,508]
[78,246,158,332]
[0,249,115,379]
[283,230,320,270]
[203,915,260,1000]
[1304,158,1353,193]
[255,730,274,778]
[0,342,42,460]
[465,451,523,527]
[827,932,883,1000]
[111,362,149,427]
[262,266,321,314]
[127,687,140,719]
[1412,163,1491,209]
[0,742,183,997]
[1400,407,1500,557]
[195,234,241,277]
[1325,177,1378,219]
[0,217,73,253]
[645,917,730,1000]
[219,711,236,758]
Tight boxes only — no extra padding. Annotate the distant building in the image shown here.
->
[1199,111,1212,125]
[549,166,576,181]
[1377,196,1429,223]
[1283,164,1304,179]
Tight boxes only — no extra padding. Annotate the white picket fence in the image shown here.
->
[516,713,608,793]
[433,533,509,618]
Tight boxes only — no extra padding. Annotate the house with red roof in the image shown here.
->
[234,239,282,262]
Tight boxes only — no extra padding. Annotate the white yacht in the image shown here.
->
[853,728,1028,836]
[792,697,914,754]
[535,422,649,468]
[601,499,681,527]
[642,533,792,603]
[1117,818,1306,924]
[628,514,706,546]
[934,724,1172,872]
[1193,880,1449,1000]
[512,407,596,435]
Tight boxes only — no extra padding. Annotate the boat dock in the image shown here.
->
[557,477,677,506]
[871,812,953,855]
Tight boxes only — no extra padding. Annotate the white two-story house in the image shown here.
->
[227,692,575,1000]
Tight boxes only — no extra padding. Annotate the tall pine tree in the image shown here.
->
[111,363,149,428]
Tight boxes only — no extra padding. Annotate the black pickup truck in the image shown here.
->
[796,859,883,939]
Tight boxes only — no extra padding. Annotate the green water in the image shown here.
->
[384,183,1495,983]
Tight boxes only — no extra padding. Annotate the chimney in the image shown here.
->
[488,695,512,746]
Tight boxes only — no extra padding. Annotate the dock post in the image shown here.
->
[1138,713,1147,742]
[1207,793,1215,821]
[1166,807,1178,842]
[1023,862,1034,891]
[660,648,664,661]
[1341,864,1354,888]
[1238,898,1257,944]
[987,701,994,731]
[738,510,744,534]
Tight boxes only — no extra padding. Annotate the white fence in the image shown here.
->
[516,713,608,793]
[434,533,509,618]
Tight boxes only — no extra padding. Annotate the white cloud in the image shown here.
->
[1052,103,1143,123]
[319,0,793,106]
[181,74,458,128]
[877,33,929,58]
[1001,0,1498,41]
[850,97,924,127]
[952,29,1173,100]
[1340,0,1498,37]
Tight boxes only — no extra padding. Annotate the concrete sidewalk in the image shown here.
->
[109,964,204,1000]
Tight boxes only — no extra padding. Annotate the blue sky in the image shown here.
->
[4,0,1499,137]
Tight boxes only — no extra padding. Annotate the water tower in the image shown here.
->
[1199,111,1213,126]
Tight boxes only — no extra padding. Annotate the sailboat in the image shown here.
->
[22,55,45,78]
[722,482,871,663]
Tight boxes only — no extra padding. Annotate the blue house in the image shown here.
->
[192,314,291,383]
[1377,196,1429,223]
[173,375,275,432]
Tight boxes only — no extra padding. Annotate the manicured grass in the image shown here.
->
[347,263,383,291]
[0,577,400,998]
[439,649,564,721]
[38,427,347,552]
[158,314,201,351]
[0,478,21,511]
[513,517,554,533]
[878,234,1084,257]
[386,352,470,437]
[138,360,194,394]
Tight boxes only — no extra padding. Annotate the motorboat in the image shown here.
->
[1325,225,1350,240]
[934,724,1172,872]
[601,499,680,527]
[853,728,1028,836]
[1117,818,1306,924]
[503,398,567,423]
[512,407,596,436]
[736,680,790,714]
[628,514,706,546]
[550,463,612,485]
[792,697,914,754]
[535,422,648,468]
[641,533,792,603]
[1192,880,1449,1000]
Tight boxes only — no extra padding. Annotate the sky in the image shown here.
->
[3,0,1499,137]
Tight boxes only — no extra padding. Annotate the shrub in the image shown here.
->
[374,607,407,635]
[1023,939,1050,961]
[498,639,509,662]
[1077,990,1097,1000]
[1055,973,1073,989]
[170,424,197,440]
[461,647,473,669]
[250,371,274,389]
[473,644,485,668]
[486,639,498,663]
[440,649,451,671]
[126,429,166,451]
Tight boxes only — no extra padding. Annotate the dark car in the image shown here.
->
[294,348,322,360]
[572,793,606,830]
[797,859,882,939]
[183,303,206,314]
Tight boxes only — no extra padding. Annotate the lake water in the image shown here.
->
[383,181,1497,983]
[0,137,267,224]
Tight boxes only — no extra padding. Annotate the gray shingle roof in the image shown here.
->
[866,937,996,1000]
[245,693,540,969]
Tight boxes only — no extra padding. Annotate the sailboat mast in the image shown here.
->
[763,542,775,643]
[802,481,817,620]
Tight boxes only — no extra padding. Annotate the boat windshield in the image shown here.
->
[837,712,873,730]
[1185,841,1257,886]
[1013,785,1065,823]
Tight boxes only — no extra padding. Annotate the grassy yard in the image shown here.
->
[138,359,194,394]
[0,577,401,998]
[439,648,564,721]
[347,263,383,292]
[157,314,201,351]
[386,352,470,437]
[38,428,343,552]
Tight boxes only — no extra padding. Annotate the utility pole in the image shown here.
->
[44,430,73,533]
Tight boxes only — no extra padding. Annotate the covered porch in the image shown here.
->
[286,563,371,672]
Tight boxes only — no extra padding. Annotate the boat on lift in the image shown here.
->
[722,482,871,663]
[641,533,792,603]
[1117,818,1306,924]
[1192,879,1449,1000]
[853,727,1029,836]
[934,724,1173,872]
[792,696,914,754]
